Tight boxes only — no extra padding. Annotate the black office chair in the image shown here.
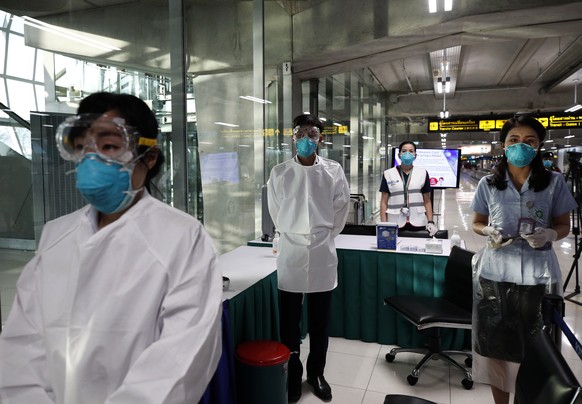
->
[340,224,449,239]
[384,329,582,404]
[384,245,474,389]
[396,228,448,239]
[340,224,377,235]
[514,330,582,404]
[384,396,436,404]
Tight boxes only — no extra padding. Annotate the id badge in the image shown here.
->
[518,218,535,235]
[401,206,410,217]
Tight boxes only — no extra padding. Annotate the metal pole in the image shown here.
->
[169,0,189,213]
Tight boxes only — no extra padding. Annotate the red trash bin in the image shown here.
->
[235,340,290,404]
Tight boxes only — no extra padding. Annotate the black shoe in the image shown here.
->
[307,375,332,401]
[288,390,302,403]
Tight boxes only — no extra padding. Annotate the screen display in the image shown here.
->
[391,148,461,189]
[200,152,239,185]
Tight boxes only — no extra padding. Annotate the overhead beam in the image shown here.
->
[540,57,582,94]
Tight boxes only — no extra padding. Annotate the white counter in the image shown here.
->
[219,246,277,300]
[333,234,457,256]
[220,235,464,301]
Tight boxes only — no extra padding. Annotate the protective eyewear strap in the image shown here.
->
[138,137,157,147]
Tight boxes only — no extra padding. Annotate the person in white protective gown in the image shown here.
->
[267,114,350,403]
[0,92,223,404]
[379,141,437,236]
[470,115,577,404]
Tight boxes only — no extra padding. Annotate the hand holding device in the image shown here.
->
[522,228,557,249]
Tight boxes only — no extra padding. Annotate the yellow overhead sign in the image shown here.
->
[479,120,495,130]
[322,125,349,135]
[428,112,582,133]
[253,126,350,137]
[547,115,582,127]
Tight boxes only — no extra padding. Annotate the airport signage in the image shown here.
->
[428,112,582,133]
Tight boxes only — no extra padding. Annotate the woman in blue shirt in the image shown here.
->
[470,115,577,404]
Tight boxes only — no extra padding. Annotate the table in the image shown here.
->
[225,235,465,348]
[331,235,464,349]
[202,236,466,403]
[220,246,281,346]
[201,247,279,404]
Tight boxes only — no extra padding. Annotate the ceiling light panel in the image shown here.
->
[430,45,461,97]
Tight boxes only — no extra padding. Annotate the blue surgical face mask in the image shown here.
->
[296,137,318,158]
[543,159,552,168]
[400,151,415,166]
[505,143,538,168]
[75,153,139,214]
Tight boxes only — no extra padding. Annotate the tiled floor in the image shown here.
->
[1,169,581,404]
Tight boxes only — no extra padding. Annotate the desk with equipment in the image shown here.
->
[205,235,465,402]
[223,235,464,349]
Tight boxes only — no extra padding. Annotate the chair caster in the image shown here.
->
[462,379,473,389]
[407,375,418,386]
[385,353,395,362]
[465,357,472,367]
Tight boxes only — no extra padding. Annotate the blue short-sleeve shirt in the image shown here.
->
[471,171,577,285]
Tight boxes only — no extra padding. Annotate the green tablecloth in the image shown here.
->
[228,272,280,348]
[331,248,465,348]
[227,248,466,350]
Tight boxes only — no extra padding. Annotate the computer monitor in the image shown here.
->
[391,148,461,189]
[200,151,240,185]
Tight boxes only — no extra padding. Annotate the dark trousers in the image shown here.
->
[279,289,332,378]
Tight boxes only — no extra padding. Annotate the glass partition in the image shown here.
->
[303,69,386,223]
[0,11,44,248]
[0,2,385,252]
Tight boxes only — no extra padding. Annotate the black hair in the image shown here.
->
[293,114,324,133]
[398,141,416,153]
[488,115,551,191]
[77,92,164,188]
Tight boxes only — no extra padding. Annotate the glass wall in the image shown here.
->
[0,2,386,253]
[303,70,386,223]
[183,2,292,252]
[0,12,44,247]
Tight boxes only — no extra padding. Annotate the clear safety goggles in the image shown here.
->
[293,125,321,140]
[55,114,157,164]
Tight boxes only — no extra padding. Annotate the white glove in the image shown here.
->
[482,226,503,244]
[522,228,557,249]
[482,226,513,249]
[426,221,438,237]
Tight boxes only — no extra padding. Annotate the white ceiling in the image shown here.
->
[3,0,582,151]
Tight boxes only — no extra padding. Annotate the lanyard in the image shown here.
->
[397,166,413,207]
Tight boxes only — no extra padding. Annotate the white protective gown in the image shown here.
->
[0,192,223,404]
[267,155,350,293]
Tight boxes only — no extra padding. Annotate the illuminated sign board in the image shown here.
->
[460,144,492,155]
[321,125,349,135]
[546,114,582,128]
[427,112,582,133]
